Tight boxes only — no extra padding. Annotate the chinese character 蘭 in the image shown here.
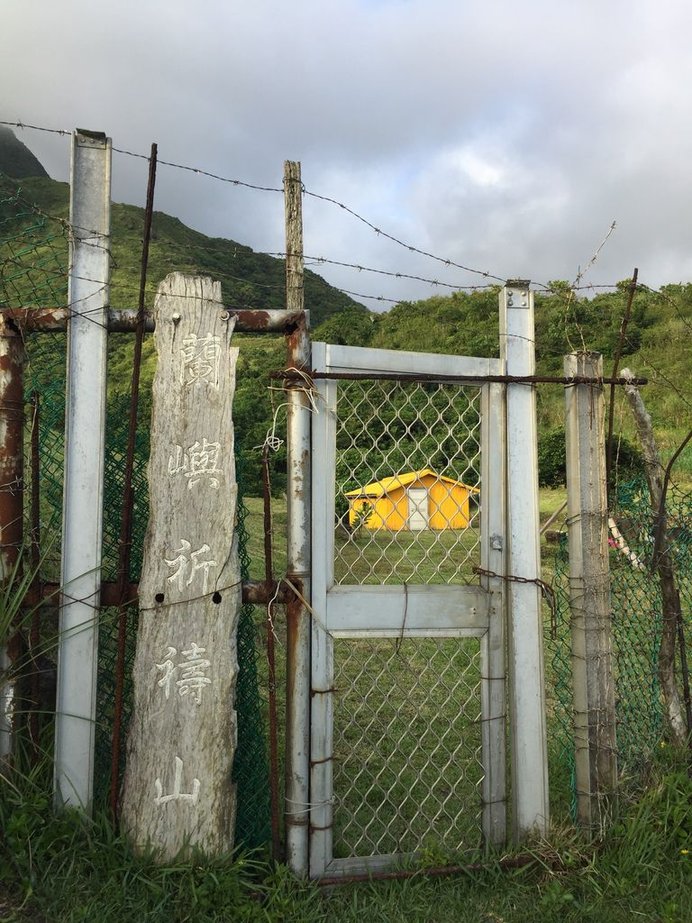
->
[180,333,221,389]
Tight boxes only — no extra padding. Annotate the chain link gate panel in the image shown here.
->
[309,344,507,878]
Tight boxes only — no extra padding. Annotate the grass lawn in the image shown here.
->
[2,487,688,920]
[1,747,690,922]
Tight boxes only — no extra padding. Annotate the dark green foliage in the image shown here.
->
[371,289,501,357]
[538,428,568,488]
[538,428,645,488]
[313,305,379,347]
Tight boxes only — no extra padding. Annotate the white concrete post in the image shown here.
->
[500,282,549,838]
[54,130,111,809]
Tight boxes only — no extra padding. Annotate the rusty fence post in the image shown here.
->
[284,160,312,876]
[0,314,25,767]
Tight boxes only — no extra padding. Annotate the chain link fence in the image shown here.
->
[1,174,272,849]
[329,378,486,858]
[3,169,691,855]
[545,477,691,819]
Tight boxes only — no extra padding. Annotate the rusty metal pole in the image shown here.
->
[29,393,42,760]
[284,160,311,876]
[262,445,281,860]
[0,315,25,766]
[109,142,157,818]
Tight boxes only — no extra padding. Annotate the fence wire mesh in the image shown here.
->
[332,637,483,858]
[0,172,69,310]
[329,378,485,858]
[1,175,272,848]
[546,476,691,819]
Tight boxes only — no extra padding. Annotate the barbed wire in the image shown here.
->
[302,187,507,284]
[0,120,71,137]
[3,121,692,388]
[3,120,510,284]
[273,252,499,293]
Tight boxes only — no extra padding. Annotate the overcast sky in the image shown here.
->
[3,0,692,308]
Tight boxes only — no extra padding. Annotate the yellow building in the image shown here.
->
[345,468,479,532]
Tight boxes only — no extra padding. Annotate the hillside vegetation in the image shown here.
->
[1,155,690,495]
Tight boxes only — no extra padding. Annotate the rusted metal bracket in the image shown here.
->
[6,307,307,335]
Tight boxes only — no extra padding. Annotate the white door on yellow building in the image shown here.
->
[407,487,428,530]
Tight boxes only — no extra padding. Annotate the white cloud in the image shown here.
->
[3,0,692,303]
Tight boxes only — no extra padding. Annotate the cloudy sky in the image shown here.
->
[3,0,692,307]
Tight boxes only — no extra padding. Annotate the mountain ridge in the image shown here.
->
[0,126,50,178]
[1,131,689,490]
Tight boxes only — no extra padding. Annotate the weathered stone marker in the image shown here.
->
[121,273,240,859]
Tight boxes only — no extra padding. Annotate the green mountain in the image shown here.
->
[1,130,689,496]
[0,133,367,495]
[0,126,49,179]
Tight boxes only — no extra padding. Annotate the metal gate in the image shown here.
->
[309,343,508,878]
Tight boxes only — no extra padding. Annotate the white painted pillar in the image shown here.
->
[500,282,549,838]
[54,130,111,809]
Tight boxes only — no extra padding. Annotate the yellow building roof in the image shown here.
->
[345,468,480,498]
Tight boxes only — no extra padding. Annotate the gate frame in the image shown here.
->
[303,282,550,878]
[308,342,509,878]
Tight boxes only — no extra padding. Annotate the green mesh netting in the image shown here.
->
[546,477,691,819]
[0,173,69,309]
[23,335,271,847]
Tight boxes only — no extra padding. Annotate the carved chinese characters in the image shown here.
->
[155,643,211,705]
[154,757,200,805]
[121,274,241,860]
[168,439,223,489]
[180,332,221,388]
[165,540,217,595]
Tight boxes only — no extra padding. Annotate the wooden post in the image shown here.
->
[564,351,617,832]
[121,273,241,859]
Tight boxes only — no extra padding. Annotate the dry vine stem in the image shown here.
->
[621,368,686,746]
